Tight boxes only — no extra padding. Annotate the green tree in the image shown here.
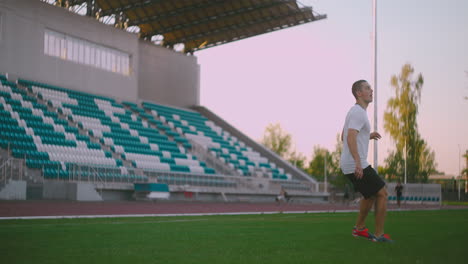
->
[463,152,468,177]
[328,133,348,189]
[383,64,437,182]
[329,134,343,176]
[288,150,307,171]
[306,146,332,182]
[260,122,292,159]
[305,135,348,188]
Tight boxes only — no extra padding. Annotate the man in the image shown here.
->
[275,187,288,204]
[340,80,393,243]
[395,181,404,208]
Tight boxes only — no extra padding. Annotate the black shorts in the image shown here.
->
[345,165,385,199]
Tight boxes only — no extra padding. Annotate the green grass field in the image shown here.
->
[1,210,467,264]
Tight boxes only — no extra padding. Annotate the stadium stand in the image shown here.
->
[0,0,327,202]
[2,70,321,196]
[1,76,314,196]
[142,102,292,180]
[17,79,216,176]
[0,77,145,182]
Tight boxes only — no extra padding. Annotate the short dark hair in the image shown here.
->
[352,80,368,99]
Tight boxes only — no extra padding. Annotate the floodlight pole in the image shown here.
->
[372,0,378,171]
[459,144,461,201]
[324,152,328,193]
[404,139,407,184]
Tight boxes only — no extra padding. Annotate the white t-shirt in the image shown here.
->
[340,104,371,174]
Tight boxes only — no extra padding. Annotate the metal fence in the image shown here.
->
[61,163,318,195]
[188,139,240,176]
[387,183,442,204]
[0,157,25,185]
[0,155,320,195]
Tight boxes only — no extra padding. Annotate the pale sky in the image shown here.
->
[197,0,468,176]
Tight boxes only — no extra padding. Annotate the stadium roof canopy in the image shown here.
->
[47,0,326,54]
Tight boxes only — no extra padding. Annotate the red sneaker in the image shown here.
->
[352,226,373,239]
[372,233,394,243]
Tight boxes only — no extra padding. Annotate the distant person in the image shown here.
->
[395,181,404,208]
[276,187,289,204]
[340,80,393,243]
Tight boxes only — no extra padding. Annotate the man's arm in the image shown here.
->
[347,129,363,179]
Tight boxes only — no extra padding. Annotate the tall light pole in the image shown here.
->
[372,0,378,170]
[459,144,461,201]
[324,152,328,193]
[465,150,468,193]
[404,139,407,184]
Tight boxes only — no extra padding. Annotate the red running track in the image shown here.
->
[0,200,461,218]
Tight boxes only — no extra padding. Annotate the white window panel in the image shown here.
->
[72,39,79,62]
[43,29,130,76]
[111,51,116,72]
[95,48,101,68]
[44,31,49,55]
[60,38,66,59]
[55,35,60,57]
[101,48,106,70]
[115,54,122,73]
[67,37,73,60]
[89,44,95,66]
[78,40,84,64]
[48,33,55,56]
[106,49,112,71]
[84,45,90,65]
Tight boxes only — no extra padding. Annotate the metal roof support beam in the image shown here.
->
[86,0,99,17]
[188,10,325,52]
[68,0,87,6]
[139,0,297,39]
[101,0,165,17]
[168,8,314,47]
[129,0,227,28]
[190,19,306,53]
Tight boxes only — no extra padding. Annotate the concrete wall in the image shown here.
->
[100,190,134,201]
[76,183,103,201]
[43,181,75,200]
[43,181,102,201]
[0,0,138,100]
[0,180,26,200]
[0,0,200,107]
[138,40,200,107]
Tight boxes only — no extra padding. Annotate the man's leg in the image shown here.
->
[374,187,388,237]
[355,196,375,229]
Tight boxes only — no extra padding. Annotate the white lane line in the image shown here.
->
[0,207,443,220]
[1,218,210,227]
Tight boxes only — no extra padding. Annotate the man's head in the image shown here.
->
[352,80,373,104]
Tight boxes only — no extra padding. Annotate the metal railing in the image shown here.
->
[0,155,319,195]
[143,169,238,189]
[59,162,320,195]
[142,167,319,195]
[0,157,25,185]
[386,182,442,205]
[188,139,240,176]
[192,105,319,184]
[66,163,146,184]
